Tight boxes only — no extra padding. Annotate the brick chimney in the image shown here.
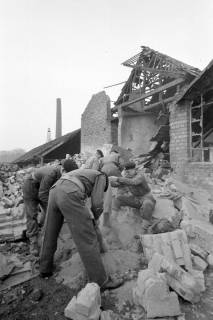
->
[56,98,62,138]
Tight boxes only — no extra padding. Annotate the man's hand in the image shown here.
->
[109,176,120,187]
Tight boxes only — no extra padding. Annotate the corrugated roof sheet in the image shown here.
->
[14,129,80,164]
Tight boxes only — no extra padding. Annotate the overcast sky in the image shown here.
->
[0,0,212,151]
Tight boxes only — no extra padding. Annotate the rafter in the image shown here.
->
[119,78,184,109]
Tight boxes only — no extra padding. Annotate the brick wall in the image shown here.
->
[111,119,118,145]
[169,101,190,176]
[170,101,213,188]
[81,91,113,155]
[183,162,213,187]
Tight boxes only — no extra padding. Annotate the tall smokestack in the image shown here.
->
[46,128,51,142]
[56,98,62,138]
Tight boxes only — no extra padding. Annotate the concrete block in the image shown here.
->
[75,283,101,317]
[133,268,181,318]
[64,296,78,319]
[192,255,208,271]
[181,219,213,254]
[64,283,101,320]
[149,253,202,303]
[146,291,181,318]
[136,269,155,295]
[140,230,192,270]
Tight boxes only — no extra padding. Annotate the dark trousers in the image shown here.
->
[39,180,107,286]
[113,192,156,232]
[23,177,40,239]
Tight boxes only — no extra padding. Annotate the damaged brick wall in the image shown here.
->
[169,101,190,176]
[183,163,213,188]
[111,119,118,145]
[170,101,213,188]
[81,91,114,155]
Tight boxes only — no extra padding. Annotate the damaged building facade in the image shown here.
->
[81,46,213,187]
[112,46,200,156]
[170,60,213,187]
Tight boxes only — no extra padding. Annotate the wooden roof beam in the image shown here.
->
[137,66,184,78]
[144,97,174,111]
[119,78,184,109]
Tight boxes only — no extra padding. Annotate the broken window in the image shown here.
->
[190,92,213,162]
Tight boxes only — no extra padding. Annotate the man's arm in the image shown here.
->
[91,174,106,220]
[116,174,145,186]
[38,171,60,204]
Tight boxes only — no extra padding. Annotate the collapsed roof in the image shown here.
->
[114,46,201,113]
[177,59,213,102]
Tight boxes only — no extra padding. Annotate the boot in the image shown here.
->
[101,275,124,292]
[29,236,39,256]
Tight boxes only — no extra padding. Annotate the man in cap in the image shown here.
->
[23,159,77,256]
[39,168,123,291]
[110,161,156,234]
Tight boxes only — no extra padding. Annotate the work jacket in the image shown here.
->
[33,166,61,205]
[116,171,151,198]
[60,169,107,219]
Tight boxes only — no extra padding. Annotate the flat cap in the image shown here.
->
[62,159,78,172]
[124,161,136,170]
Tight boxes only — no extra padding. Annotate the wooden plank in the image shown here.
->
[127,64,183,78]
[144,96,174,111]
[121,110,154,117]
[104,81,126,89]
[119,78,184,109]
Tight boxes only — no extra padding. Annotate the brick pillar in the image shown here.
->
[169,101,190,176]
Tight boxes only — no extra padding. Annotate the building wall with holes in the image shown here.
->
[169,101,213,188]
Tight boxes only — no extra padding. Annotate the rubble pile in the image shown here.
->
[140,230,192,270]
[133,268,181,318]
[2,157,213,319]
[99,174,213,319]
[0,250,37,292]
[0,163,33,241]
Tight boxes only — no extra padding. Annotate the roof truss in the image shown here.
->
[114,46,200,110]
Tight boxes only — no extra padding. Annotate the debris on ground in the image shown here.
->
[0,251,38,291]
[140,229,192,270]
[100,310,121,320]
[149,252,203,303]
[0,164,34,241]
[2,160,213,320]
[64,282,101,320]
[133,269,181,318]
